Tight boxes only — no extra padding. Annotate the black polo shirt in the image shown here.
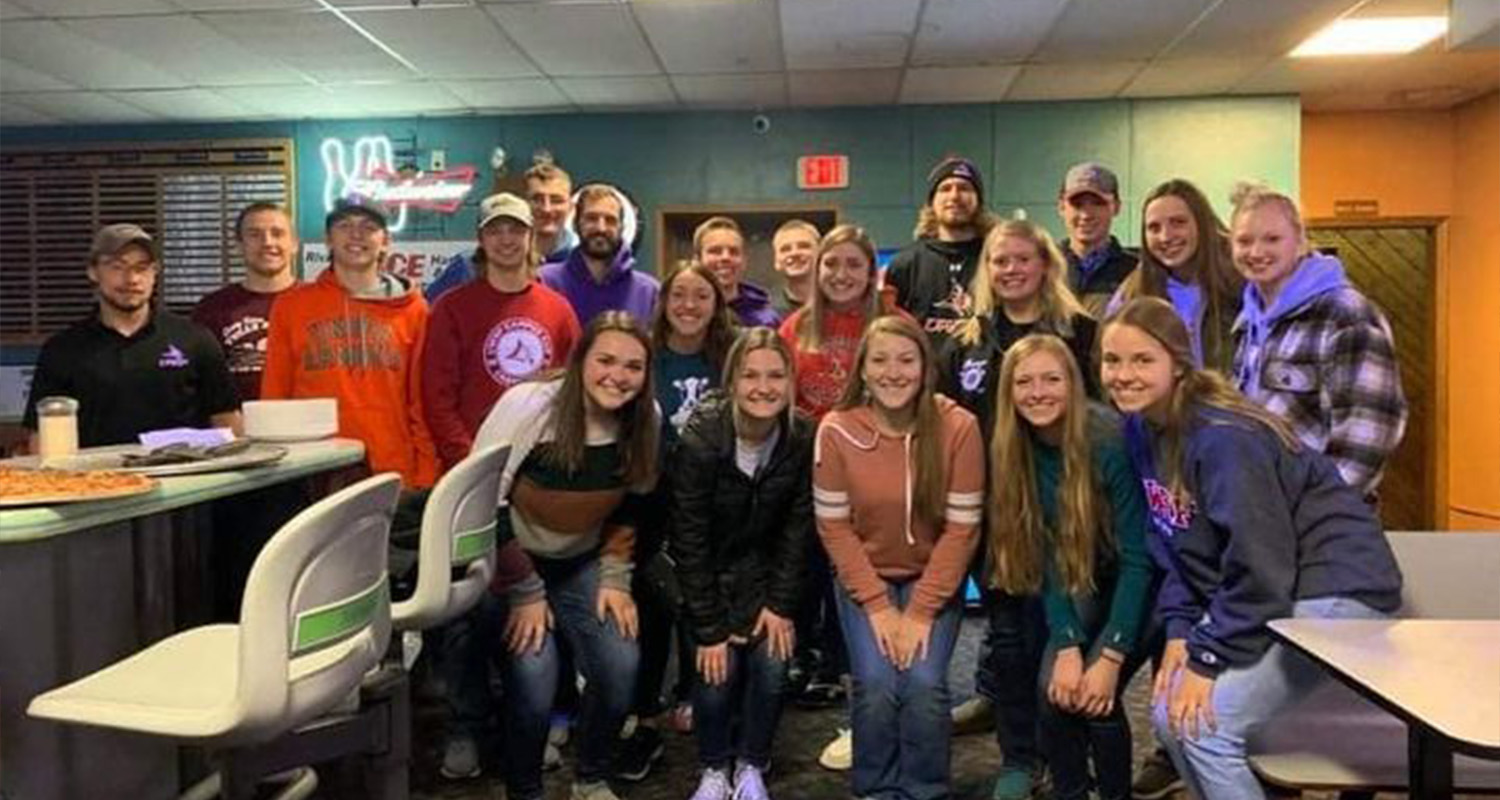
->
[22,310,240,447]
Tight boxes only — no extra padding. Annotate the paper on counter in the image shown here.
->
[138,427,236,449]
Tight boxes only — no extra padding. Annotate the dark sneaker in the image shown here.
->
[794,679,846,709]
[615,725,665,782]
[1132,750,1184,799]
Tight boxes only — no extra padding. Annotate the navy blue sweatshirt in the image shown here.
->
[1124,407,1402,677]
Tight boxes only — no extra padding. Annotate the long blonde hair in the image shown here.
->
[989,335,1109,594]
[1102,297,1299,502]
[796,224,881,352]
[835,315,947,528]
[956,219,1089,347]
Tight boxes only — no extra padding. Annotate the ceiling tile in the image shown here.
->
[1351,0,1447,16]
[781,0,922,70]
[788,68,901,106]
[672,73,787,108]
[911,0,1068,66]
[1167,0,1357,59]
[1032,0,1216,62]
[319,81,470,115]
[632,0,781,74]
[899,65,1021,104]
[7,0,181,15]
[1235,51,1500,99]
[0,19,191,90]
[0,1,38,19]
[1122,57,1266,97]
[1006,61,1144,100]
[61,15,309,87]
[555,75,677,108]
[213,83,366,117]
[171,0,312,8]
[345,6,540,79]
[0,100,61,124]
[104,88,249,119]
[0,58,79,91]
[442,78,570,108]
[2,91,158,122]
[195,9,412,83]
[484,2,660,77]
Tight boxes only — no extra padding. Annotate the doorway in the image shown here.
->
[656,205,840,292]
[1307,222,1437,531]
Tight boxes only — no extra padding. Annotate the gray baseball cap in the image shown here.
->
[1061,162,1120,201]
[90,223,157,262]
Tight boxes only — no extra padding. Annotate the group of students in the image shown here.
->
[21,154,1411,800]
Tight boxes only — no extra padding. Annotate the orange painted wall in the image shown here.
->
[1303,94,1500,530]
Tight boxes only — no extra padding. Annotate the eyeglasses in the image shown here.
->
[97,258,157,276]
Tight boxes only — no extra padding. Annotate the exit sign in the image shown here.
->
[798,155,849,190]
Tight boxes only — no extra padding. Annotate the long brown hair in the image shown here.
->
[835,315,947,528]
[723,326,798,433]
[913,204,1001,241]
[955,219,1090,348]
[651,259,737,375]
[1102,297,1298,502]
[545,311,659,486]
[1115,179,1243,370]
[796,224,881,352]
[988,335,1109,594]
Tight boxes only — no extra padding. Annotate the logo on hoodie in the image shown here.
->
[483,318,553,388]
[1142,478,1195,537]
[960,357,987,393]
[158,344,190,369]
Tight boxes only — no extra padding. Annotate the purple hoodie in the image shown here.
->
[730,281,782,328]
[539,246,660,328]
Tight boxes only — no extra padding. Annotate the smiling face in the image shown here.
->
[89,243,157,314]
[665,269,716,343]
[931,176,979,229]
[818,241,872,311]
[698,227,745,295]
[579,194,623,261]
[582,330,648,414]
[526,175,572,242]
[1100,322,1178,424]
[327,214,388,271]
[479,217,532,271]
[1058,192,1119,250]
[1232,203,1303,302]
[774,226,818,280]
[988,234,1047,306]
[1011,349,1070,432]
[239,207,296,280]
[862,331,924,415]
[1144,194,1200,272]
[734,347,791,423]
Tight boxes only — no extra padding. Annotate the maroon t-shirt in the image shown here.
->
[191,283,295,402]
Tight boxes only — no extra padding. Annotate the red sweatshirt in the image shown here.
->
[813,396,984,619]
[420,278,580,471]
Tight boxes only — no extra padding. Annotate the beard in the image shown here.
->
[936,204,977,228]
[582,231,621,260]
[101,290,150,315]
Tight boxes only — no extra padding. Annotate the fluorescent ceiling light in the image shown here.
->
[1291,16,1448,57]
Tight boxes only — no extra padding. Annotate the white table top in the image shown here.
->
[0,438,365,543]
[1270,618,1500,752]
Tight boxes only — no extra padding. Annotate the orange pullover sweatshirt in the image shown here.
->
[813,395,984,619]
[261,267,438,488]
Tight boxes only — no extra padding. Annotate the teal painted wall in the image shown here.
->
[0,95,1299,273]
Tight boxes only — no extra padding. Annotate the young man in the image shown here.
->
[261,202,438,489]
[539,183,658,327]
[886,156,993,337]
[771,219,820,316]
[694,215,779,326]
[23,224,240,448]
[422,193,581,472]
[426,163,578,302]
[193,203,299,402]
[1057,162,1138,318]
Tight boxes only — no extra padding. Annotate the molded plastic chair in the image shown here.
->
[27,473,402,799]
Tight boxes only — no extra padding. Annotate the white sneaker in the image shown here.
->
[571,780,622,800]
[817,728,852,771]
[439,735,481,779]
[544,741,563,772]
[690,768,734,800]
[732,762,770,800]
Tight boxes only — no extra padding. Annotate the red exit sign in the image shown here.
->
[798,155,849,190]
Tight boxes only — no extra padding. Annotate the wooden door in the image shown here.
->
[1307,225,1434,530]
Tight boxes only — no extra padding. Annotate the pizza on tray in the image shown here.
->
[0,466,158,506]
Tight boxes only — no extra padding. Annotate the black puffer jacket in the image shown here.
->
[670,392,814,646]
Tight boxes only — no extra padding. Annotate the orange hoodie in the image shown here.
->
[261,267,438,489]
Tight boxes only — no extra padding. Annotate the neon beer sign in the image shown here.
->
[321,135,476,233]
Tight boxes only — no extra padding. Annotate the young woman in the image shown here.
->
[1110,179,1243,372]
[988,334,1150,800]
[814,315,986,800]
[1100,297,1403,800]
[655,260,739,437]
[672,328,814,800]
[1228,183,1407,497]
[474,311,660,800]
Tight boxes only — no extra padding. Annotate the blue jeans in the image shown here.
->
[693,637,789,770]
[502,555,640,799]
[974,589,1047,773]
[1151,596,1388,800]
[441,593,505,739]
[836,582,963,800]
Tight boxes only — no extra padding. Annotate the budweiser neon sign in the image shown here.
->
[321,135,476,233]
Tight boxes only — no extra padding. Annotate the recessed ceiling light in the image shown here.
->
[1291,16,1448,57]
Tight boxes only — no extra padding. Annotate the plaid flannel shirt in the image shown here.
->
[1233,287,1408,495]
